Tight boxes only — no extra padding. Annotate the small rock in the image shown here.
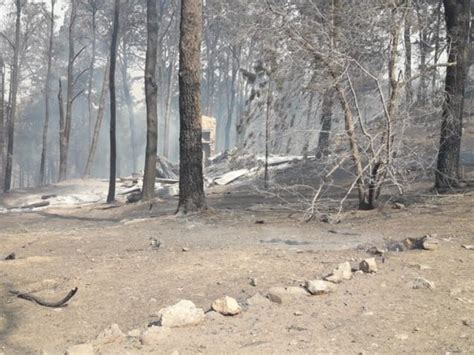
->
[359,258,378,273]
[127,329,141,337]
[150,238,161,249]
[392,202,406,209]
[267,286,309,304]
[305,280,336,295]
[294,311,303,316]
[157,300,205,327]
[140,326,171,345]
[211,296,241,316]
[95,323,125,344]
[395,334,409,340]
[462,245,474,250]
[127,191,142,203]
[249,277,258,287]
[462,319,472,327]
[422,237,439,251]
[324,262,352,283]
[412,277,435,289]
[65,343,94,355]
[246,293,270,306]
[181,247,189,252]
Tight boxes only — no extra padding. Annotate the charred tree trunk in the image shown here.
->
[107,0,120,204]
[435,0,471,189]
[120,40,137,173]
[177,0,207,214]
[432,0,443,93]
[59,0,77,181]
[39,0,56,186]
[142,0,159,201]
[84,61,110,177]
[4,0,22,192]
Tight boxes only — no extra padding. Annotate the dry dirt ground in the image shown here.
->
[0,180,473,354]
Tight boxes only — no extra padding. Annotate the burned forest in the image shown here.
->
[0,0,473,353]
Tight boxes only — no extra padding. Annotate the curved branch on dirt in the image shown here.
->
[10,287,78,308]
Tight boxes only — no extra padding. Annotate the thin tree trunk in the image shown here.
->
[264,78,272,188]
[404,0,413,106]
[58,79,66,182]
[225,46,239,151]
[4,0,22,192]
[87,3,97,149]
[120,40,137,173]
[316,89,333,158]
[0,57,5,189]
[142,0,159,201]
[39,0,56,186]
[59,0,77,181]
[436,0,471,189]
[431,0,443,93]
[84,60,110,177]
[415,3,428,104]
[163,48,176,159]
[107,0,120,203]
[177,0,207,214]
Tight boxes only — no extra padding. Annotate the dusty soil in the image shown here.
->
[0,180,473,354]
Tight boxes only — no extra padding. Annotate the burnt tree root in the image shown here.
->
[10,287,78,308]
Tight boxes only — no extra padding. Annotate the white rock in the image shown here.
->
[305,280,336,295]
[267,286,309,304]
[95,324,125,344]
[127,329,141,337]
[211,296,241,316]
[422,238,439,251]
[412,277,435,289]
[65,343,94,355]
[140,326,171,345]
[157,300,205,327]
[359,258,378,273]
[325,262,352,283]
[246,293,271,306]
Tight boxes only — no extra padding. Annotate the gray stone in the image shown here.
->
[211,296,241,316]
[267,286,309,304]
[359,258,378,273]
[305,280,336,295]
[412,277,435,289]
[205,311,224,320]
[246,292,271,306]
[65,343,94,355]
[140,326,171,345]
[157,300,205,327]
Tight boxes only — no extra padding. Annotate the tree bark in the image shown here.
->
[177,0,207,214]
[107,0,120,204]
[435,0,471,189]
[84,60,110,177]
[142,0,159,201]
[39,0,56,186]
[59,0,77,181]
[58,79,66,182]
[4,0,22,192]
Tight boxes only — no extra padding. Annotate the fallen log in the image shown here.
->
[20,201,50,209]
[10,287,78,308]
